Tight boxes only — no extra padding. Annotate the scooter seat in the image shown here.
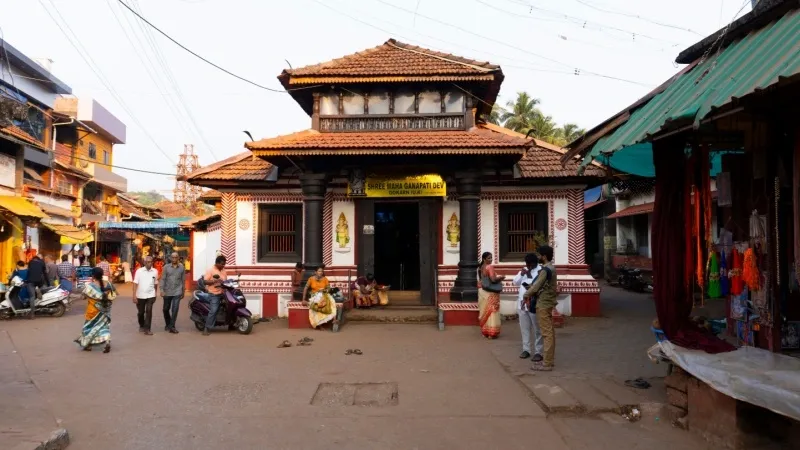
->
[40,286,59,294]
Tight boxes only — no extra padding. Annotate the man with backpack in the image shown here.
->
[523,245,558,372]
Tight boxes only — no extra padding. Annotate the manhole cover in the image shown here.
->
[311,382,398,407]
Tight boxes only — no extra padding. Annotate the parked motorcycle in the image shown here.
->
[111,265,125,284]
[189,274,253,334]
[617,266,652,292]
[0,276,71,319]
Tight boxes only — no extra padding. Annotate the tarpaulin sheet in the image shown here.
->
[659,340,800,421]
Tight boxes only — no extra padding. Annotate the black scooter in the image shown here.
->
[617,266,652,292]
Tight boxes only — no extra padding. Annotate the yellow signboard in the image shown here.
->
[348,174,446,198]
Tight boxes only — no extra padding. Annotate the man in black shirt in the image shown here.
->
[26,253,49,320]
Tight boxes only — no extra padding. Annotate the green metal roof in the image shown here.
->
[582,7,800,167]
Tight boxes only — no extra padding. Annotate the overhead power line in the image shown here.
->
[367,0,651,86]
[490,0,685,46]
[38,0,176,165]
[573,0,703,35]
[116,0,318,94]
[49,147,177,176]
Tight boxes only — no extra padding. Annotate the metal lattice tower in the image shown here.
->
[174,144,201,205]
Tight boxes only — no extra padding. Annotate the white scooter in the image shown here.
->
[0,276,71,319]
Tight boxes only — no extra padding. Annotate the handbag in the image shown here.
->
[481,275,504,293]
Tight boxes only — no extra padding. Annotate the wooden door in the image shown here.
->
[418,198,439,305]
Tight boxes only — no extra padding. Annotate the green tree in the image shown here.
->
[528,114,559,143]
[484,104,503,125]
[500,91,542,134]
[553,123,585,146]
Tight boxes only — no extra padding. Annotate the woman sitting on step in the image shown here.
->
[302,265,337,328]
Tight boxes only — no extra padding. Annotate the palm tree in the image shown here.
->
[559,123,585,145]
[528,114,559,143]
[500,92,542,134]
[484,104,503,125]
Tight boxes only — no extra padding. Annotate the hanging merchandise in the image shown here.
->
[730,248,744,295]
[749,209,766,248]
[83,246,91,257]
[720,250,729,296]
[707,252,721,298]
[743,248,760,291]
[730,286,749,320]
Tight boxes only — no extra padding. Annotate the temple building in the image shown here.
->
[185,39,604,326]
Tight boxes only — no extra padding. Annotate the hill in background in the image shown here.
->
[128,191,167,206]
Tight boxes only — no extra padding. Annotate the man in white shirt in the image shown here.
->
[133,256,159,335]
[512,253,544,361]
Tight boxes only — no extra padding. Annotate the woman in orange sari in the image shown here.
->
[478,252,504,339]
[302,266,337,328]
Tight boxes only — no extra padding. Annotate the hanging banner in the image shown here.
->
[348,174,446,198]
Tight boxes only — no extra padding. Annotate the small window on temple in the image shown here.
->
[368,92,390,114]
[342,90,365,115]
[319,93,339,115]
[394,91,415,114]
[418,90,442,114]
[444,91,465,113]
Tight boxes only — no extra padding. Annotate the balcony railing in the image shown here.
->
[319,113,465,132]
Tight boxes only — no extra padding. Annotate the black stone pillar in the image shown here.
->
[294,173,327,300]
[450,172,481,302]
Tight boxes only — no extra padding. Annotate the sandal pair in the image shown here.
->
[344,349,362,355]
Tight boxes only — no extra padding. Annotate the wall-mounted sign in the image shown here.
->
[362,225,374,235]
[348,174,446,198]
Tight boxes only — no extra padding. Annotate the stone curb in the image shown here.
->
[10,428,70,450]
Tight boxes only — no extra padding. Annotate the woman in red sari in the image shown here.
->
[478,252,504,339]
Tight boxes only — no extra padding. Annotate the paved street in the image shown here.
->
[1,286,708,450]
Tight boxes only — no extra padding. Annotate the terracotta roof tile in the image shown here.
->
[247,128,530,156]
[285,39,499,79]
[153,200,194,218]
[1,125,43,147]
[198,189,222,201]
[607,202,654,219]
[479,123,604,178]
[188,152,273,181]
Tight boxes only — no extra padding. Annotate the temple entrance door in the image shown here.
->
[374,202,420,297]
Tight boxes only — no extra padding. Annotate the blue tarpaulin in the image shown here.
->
[98,221,183,232]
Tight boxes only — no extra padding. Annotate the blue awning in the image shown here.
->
[98,221,182,231]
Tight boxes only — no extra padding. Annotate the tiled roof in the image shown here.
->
[153,200,194,218]
[198,189,222,201]
[247,128,530,156]
[188,152,273,181]
[1,125,43,148]
[118,194,162,219]
[180,212,221,229]
[608,202,654,219]
[284,39,499,80]
[480,123,605,178]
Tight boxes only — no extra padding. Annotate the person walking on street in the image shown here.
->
[513,253,543,361]
[201,255,228,336]
[44,255,59,286]
[160,252,185,334]
[133,256,159,335]
[26,253,49,320]
[57,255,76,292]
[523,245,558,372]
[97,255,111,281]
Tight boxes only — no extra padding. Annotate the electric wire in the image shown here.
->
[370,0,652,86]
[128,0,220,161]
[572,0,703,35]
[38,0,176,165]
[115,0,319,94]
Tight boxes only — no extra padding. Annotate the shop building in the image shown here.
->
[565,0,800,445]
[185,39,604,322]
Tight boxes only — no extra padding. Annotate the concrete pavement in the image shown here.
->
[0,285,709,450]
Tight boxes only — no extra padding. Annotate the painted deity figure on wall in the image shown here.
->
[335,212,350,248]
[446,213,460,248]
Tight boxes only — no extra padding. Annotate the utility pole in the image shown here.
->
[173,144,201,205]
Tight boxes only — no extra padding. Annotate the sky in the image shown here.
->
[3,0,752,196]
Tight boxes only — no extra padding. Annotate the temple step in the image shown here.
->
[347,306,438,324]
